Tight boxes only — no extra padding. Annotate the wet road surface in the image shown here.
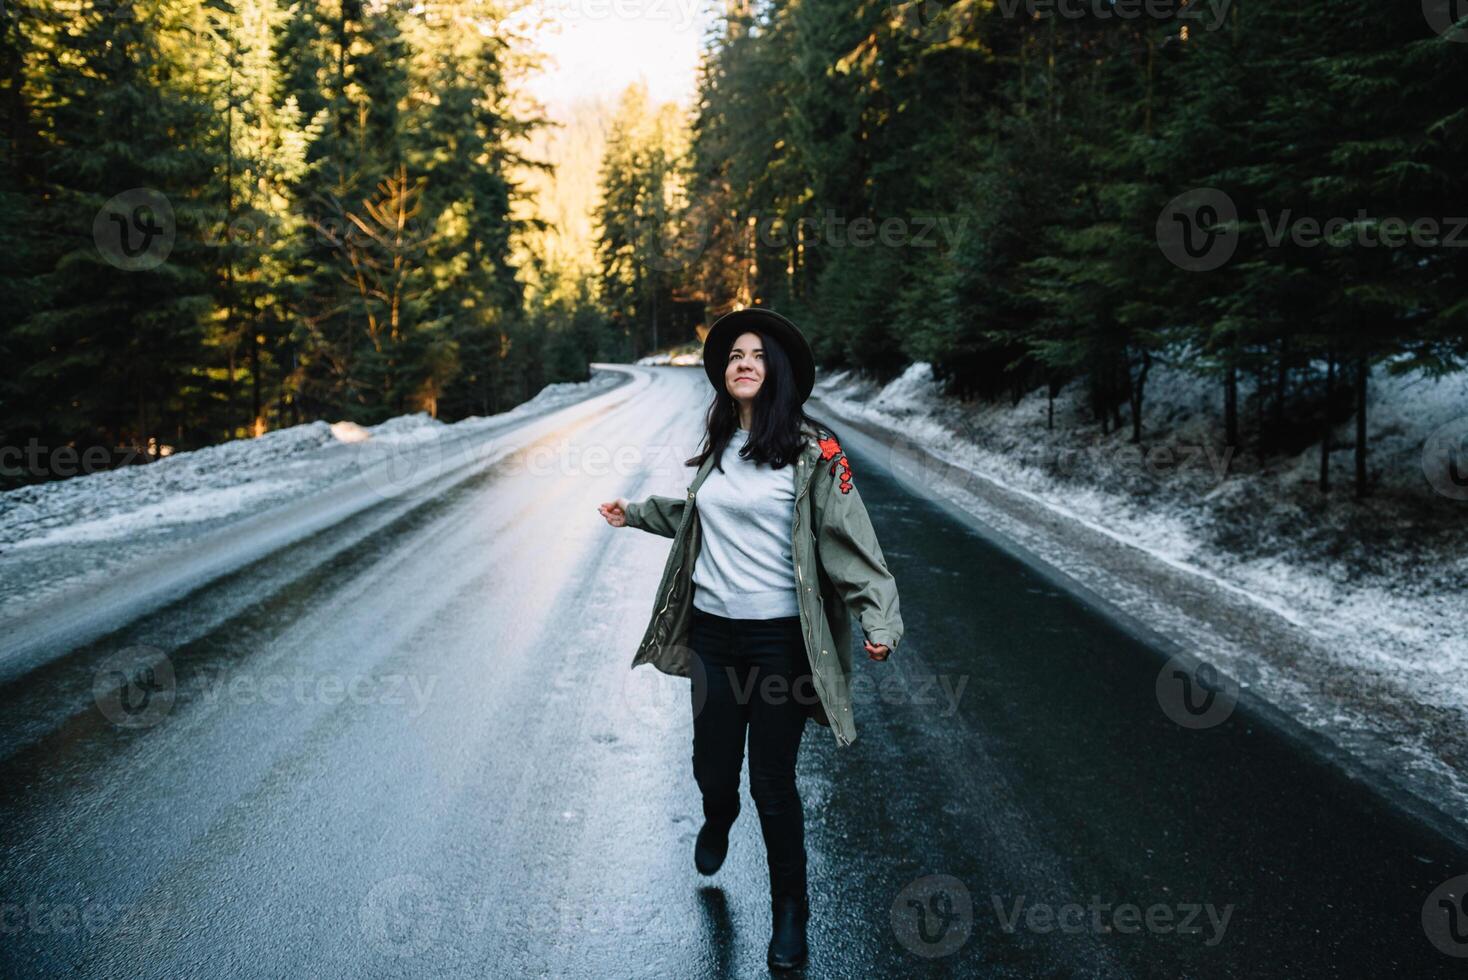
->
[1,366,1464,978]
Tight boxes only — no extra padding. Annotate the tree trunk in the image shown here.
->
[227,347,237,440]
[1129,350,1151,444]
[1224,355,1238,450]
[1019,17,1028,119]
[1255,365,1266,463]
[1273,338,1287,433]
[277,353,288,426]
[225,58,237,440]
[251,331,262,436]
[137,390,147,458]
[1318,350,1333,494]
[1354,356,1368,498]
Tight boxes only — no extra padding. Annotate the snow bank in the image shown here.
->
[635,349,701,367]
[329,420,371,444]
[0,421,337,550]
[0,370,623,551]
[813,359,1468,821]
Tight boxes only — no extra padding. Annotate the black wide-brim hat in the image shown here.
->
[701,308,816,404]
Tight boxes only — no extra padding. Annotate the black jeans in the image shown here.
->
[688,603,817,901]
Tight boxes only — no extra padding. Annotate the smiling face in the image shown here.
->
[723,331,765,412]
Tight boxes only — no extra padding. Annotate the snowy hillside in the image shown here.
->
[813,360,1465,651]
[0,369,626,617]
[0,372,623,551]
[811,361,1468,830]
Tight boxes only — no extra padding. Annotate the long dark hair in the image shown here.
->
[684,327,839,472]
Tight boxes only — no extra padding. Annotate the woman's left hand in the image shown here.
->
[864,641,890,661]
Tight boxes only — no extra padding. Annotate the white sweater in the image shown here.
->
[691,428,800,620]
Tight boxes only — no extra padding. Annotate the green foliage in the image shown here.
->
[2,0,610,484]
[6,0,1464,497]
[673,0,1466,489]
[593,82,699,358]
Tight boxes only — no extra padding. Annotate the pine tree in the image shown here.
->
[18,0,220,454]
[594,82,690,359]
[202,0,316,439]
[401,0,548,418]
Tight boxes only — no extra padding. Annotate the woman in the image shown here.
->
[596,307,904,971]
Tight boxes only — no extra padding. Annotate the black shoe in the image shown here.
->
[694,819,732,875]
[767,893,809,971]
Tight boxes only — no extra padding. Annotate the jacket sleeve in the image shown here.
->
[623,494,686,538]
[813,454,904,653]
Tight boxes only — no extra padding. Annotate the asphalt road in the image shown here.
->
[1,366,1464,978]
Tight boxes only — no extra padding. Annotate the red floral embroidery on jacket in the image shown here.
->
[816,435,854,494]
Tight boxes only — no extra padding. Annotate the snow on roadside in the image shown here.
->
[0,369,624,552]
[0,421,338,551]
[813,361,1464,657]
[8,481,299,550]
[812,361,1468,811]
[636,349,701,367]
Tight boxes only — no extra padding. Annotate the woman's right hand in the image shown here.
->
[597,497,631,527]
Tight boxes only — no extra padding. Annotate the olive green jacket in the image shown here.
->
[624,420,904,747]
